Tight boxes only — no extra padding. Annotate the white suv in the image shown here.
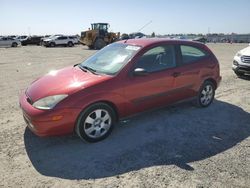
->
[0,37,21,47]
[233,45,250,76]
[69,36,79,44]
[43,36,75,47]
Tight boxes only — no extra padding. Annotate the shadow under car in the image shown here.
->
[24,100,250,180]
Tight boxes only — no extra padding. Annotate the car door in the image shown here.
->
[0,38,4,47]
[58,36,67,45]
[7,38,14,46]
[0,37,8,47]
[172,44,211,100]
[124,44,179,114]
[54,37,60,45]
[62,36,68,45]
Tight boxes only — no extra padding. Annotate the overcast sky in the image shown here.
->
[1,0,250,36]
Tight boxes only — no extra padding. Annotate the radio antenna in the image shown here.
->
[138,20,152,32]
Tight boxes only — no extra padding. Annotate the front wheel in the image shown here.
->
[50,42,56,47]
[196,81,215,107]
[12,42,17,47]
[76,103,116,142]
[94,38,106,50]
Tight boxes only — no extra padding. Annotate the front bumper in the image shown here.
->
[233,55,250,74]
[19,92,80,136]
[42,41,51,46]
[232,62,250,74]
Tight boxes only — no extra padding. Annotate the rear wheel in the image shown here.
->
[76,103,116,142]
[94,38,106,50]
[68,41,74,47]
[12,42,17,47]
[196,81,215,107]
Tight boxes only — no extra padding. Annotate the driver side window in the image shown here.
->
[136,45,176,73]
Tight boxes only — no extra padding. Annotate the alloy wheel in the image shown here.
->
[83,109,111,139]
[200,84,214,106]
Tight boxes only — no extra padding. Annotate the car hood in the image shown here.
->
[240,46,250,56]
[44,38,53,42]
[26,66,111,102]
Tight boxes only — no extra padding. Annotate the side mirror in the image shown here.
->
[133,68,148,76]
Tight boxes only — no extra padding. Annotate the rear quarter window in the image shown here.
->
[180,45,208,64]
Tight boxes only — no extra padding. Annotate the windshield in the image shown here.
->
[48,35,58,39]
[79,43,141,75]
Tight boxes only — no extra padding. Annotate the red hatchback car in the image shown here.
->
[19,39,221,142]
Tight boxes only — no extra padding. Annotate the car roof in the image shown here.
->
[118,38,205,48]
[91,23,108,25]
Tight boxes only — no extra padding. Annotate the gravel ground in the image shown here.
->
[0,43,249,188]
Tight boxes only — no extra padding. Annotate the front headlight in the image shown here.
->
[236,52,242,57]
[32,94,68,110]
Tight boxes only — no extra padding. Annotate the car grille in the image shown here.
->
[241,55,250,63]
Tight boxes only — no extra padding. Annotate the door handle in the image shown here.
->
[172,72,181,77]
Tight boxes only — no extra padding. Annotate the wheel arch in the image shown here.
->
[12,42,17,47]
[96,100,119,122]
[74,100,119,136]
[204,78,217,89]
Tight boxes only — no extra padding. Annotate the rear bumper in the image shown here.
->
[19,92,81,136]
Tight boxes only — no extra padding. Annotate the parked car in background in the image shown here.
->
[8,35,17,39]
[69,36,79,44]
[21,36,43,46]
[42,35,75,47]
[233,44,250,76]
[40,34,62,45]
[16,35,28,42]
[0,37,21,47]
[129,32,146,39]
[193,37,207,44]
[120,33,130,40]
[19,39,221,142]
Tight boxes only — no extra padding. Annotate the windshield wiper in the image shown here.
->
[75,64,87,72]
[81,65,98,74]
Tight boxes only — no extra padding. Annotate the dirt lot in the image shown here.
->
[0,43,249,188]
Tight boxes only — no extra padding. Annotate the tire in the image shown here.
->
[94,38,106,50]
[76,103,116,142]
[88,45,94,50]
[68,41,74,47]
[234,70,244,77]
[50,42,56,47]
[12,42,17,47]
[196,81,215,107]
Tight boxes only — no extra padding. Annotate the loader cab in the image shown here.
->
[91,23,109,31]
[91,23,109,36]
